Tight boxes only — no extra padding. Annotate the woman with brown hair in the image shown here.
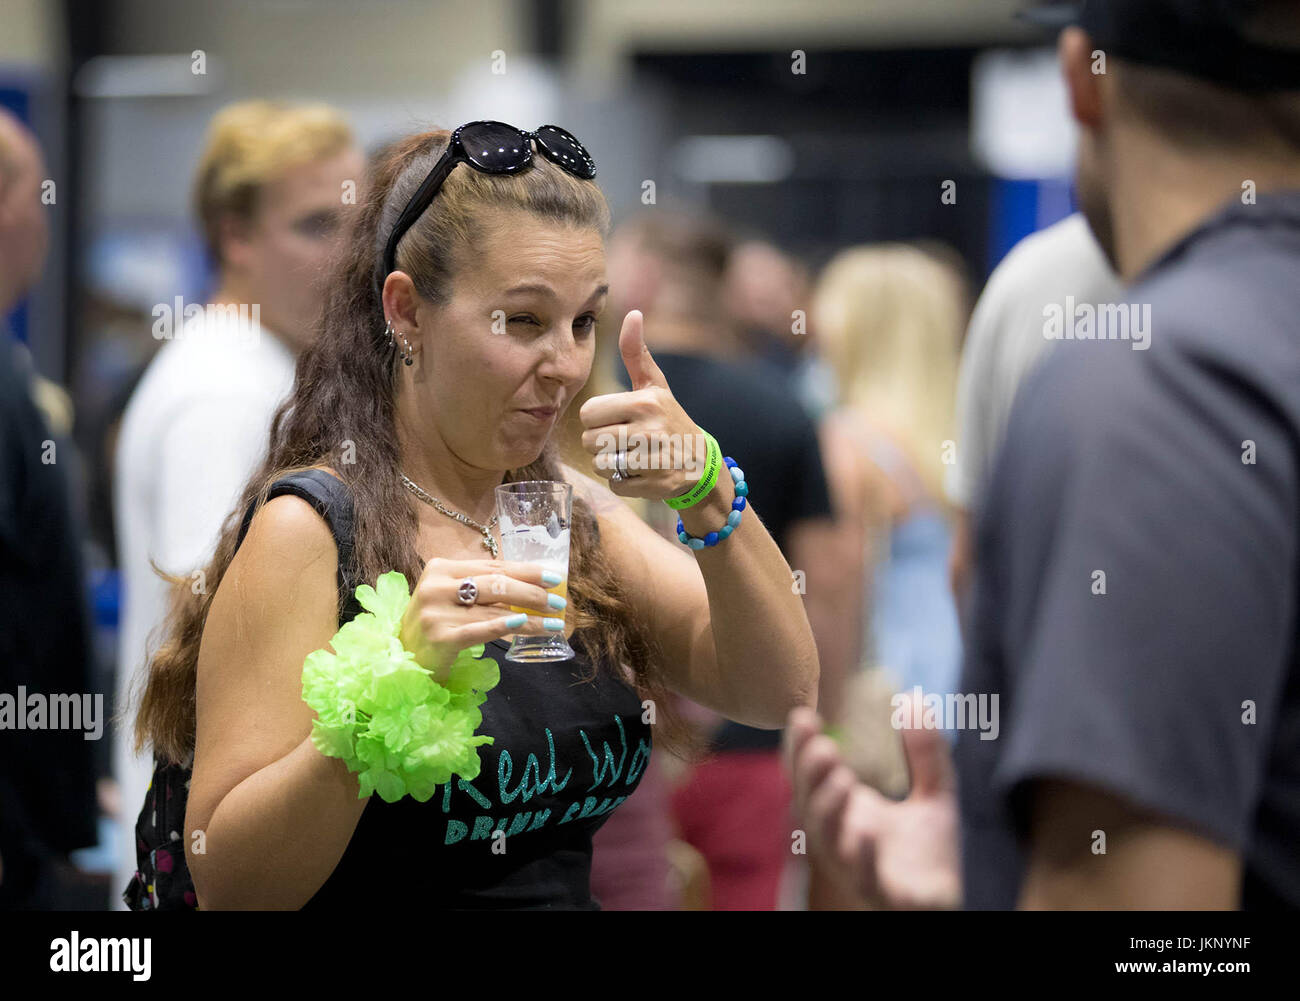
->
[124,122,818,910]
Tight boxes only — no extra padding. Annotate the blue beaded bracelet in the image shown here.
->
[677,456,748,550]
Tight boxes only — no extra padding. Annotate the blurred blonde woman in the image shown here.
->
[815,243,966,718]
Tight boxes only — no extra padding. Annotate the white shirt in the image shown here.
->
[945,213,1124,510]
[110,305,296,908]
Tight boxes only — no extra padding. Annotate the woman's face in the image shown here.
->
[413,209,607,471]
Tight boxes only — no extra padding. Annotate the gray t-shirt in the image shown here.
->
[957,190,1300,909]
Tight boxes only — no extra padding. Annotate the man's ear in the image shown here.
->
[217,213,256,274]
[0,170,20,226]
[1059,26,1105,131]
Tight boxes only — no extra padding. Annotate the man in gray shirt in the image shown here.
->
[945,213,1122,601]
[786,0,1300,909]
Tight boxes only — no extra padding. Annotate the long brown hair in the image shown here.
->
[131,129,705,767]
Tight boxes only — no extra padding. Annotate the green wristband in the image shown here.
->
[664,428,722,511]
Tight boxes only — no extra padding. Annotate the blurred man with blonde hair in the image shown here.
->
[112,100,362,907]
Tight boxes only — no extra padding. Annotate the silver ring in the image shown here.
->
[610,469,623,483]
[616,450,630,477]
[456,578,478,606]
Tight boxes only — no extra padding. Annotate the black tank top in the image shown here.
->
[295,469,655,910]
[273,469,654,910]
[125,468,652,911]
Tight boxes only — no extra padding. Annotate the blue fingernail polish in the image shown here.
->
[541,570,563,586]
[547,593,567,610]
[543,617,564,631]
[505,612,527,628]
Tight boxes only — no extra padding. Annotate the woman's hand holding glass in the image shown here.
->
[398,556,566,679]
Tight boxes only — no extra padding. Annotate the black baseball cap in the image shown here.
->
[1020,1,1300,91]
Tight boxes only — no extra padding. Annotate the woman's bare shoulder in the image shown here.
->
[243,491,337,553]
[216,493,339,622]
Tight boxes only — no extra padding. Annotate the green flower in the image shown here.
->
[355,571,412,629]
[299,571,500,803]
[309,719,358,761]
[445,644,498,700]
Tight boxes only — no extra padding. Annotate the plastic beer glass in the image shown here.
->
[494,480,575,662]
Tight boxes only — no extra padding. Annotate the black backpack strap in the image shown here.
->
[236,468,364,625]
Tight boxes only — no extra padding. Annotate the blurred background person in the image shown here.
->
[0,108,49,335]
[604,205,849,910]
[956,0,1300,910]
[110,99,361,908]
[815,243,966,703]
[945,211,1121,605]
[722,238,836,420]
[788,0,1300,912]
[803,242,966,909]
[0,108,100,909]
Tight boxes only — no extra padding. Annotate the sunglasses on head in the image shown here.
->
[381,120,597,279]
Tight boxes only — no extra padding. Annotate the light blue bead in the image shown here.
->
[678,531,689,544]
[736,481,748,497]
[727,510,742,527]
[718,524,733,539]
[687,538,706,550]
[729,466,744,483]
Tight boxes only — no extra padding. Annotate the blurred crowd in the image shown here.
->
[3,0,1299,913]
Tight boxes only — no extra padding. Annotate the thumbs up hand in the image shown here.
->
[617,307,669,392]
[578,310,707,499]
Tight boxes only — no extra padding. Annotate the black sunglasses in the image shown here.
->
[381,120,597,279]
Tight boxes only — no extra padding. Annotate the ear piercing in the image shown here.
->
[385,319,414,366]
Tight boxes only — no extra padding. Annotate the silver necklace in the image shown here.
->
[400,472,500,558]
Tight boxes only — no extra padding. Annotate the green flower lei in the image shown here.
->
[300,570,500,803]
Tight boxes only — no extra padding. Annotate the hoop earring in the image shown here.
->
[385,319,414,366]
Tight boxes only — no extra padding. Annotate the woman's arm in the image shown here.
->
[563,459,818,729]
[570,314,819,728]
[185,496,369,909]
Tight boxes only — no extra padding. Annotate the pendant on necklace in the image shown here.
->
[483,531,499,559]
